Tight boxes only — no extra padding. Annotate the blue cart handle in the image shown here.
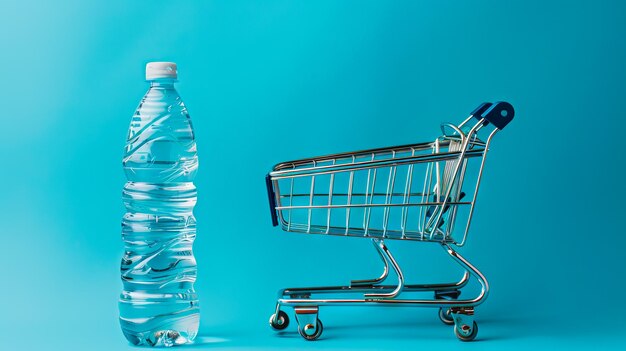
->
[471,101,515,130]
[266,174,279,227]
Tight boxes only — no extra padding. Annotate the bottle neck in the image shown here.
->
[149,78,177,87]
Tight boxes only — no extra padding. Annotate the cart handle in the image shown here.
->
[471,101,515,130]
[266,174,279,227]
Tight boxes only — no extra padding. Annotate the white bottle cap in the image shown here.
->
[146,62,177,80]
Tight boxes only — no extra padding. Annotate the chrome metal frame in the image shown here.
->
[266,102,513,341]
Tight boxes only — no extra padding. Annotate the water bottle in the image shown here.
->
[119,62,200,347]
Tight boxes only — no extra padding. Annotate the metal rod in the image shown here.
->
[350,239,390,286]
[275,201,471,210]
[460,127,498,246]
[271,149,485,179]
[284,271,470,295]
[364,240,404,299]
[345,169,355,234]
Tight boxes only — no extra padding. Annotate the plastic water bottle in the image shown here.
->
[119,62,200,347]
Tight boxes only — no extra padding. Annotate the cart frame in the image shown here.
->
[265,102,514,341]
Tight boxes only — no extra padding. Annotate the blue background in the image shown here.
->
[1,0,625,350]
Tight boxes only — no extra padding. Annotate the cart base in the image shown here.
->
[269,240,488,342]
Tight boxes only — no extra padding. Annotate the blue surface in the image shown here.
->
[1,0,625,350]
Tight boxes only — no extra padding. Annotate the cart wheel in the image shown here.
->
[298,319,323,341]
[269,310,290,331]
[454,321,478,341]
[438,307,454,325]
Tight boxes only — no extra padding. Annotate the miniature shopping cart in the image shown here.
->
[265,102,514,341]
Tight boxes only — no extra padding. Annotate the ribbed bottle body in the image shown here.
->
[120,81,199,347]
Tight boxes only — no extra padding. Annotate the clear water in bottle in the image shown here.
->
[119,62,200,347]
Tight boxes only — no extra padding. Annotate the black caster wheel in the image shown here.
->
[298,319,323,341]
[454,321,478,341]
[269,310,290,331]
[438,307,454,325]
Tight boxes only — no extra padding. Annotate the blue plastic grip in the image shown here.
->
[470,102,494,122]
[266,174,279,227]
[472,101,515,130]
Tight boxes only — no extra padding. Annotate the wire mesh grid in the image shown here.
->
[269,128,486,243]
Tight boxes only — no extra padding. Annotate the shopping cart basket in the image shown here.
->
[265,102,514,341]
